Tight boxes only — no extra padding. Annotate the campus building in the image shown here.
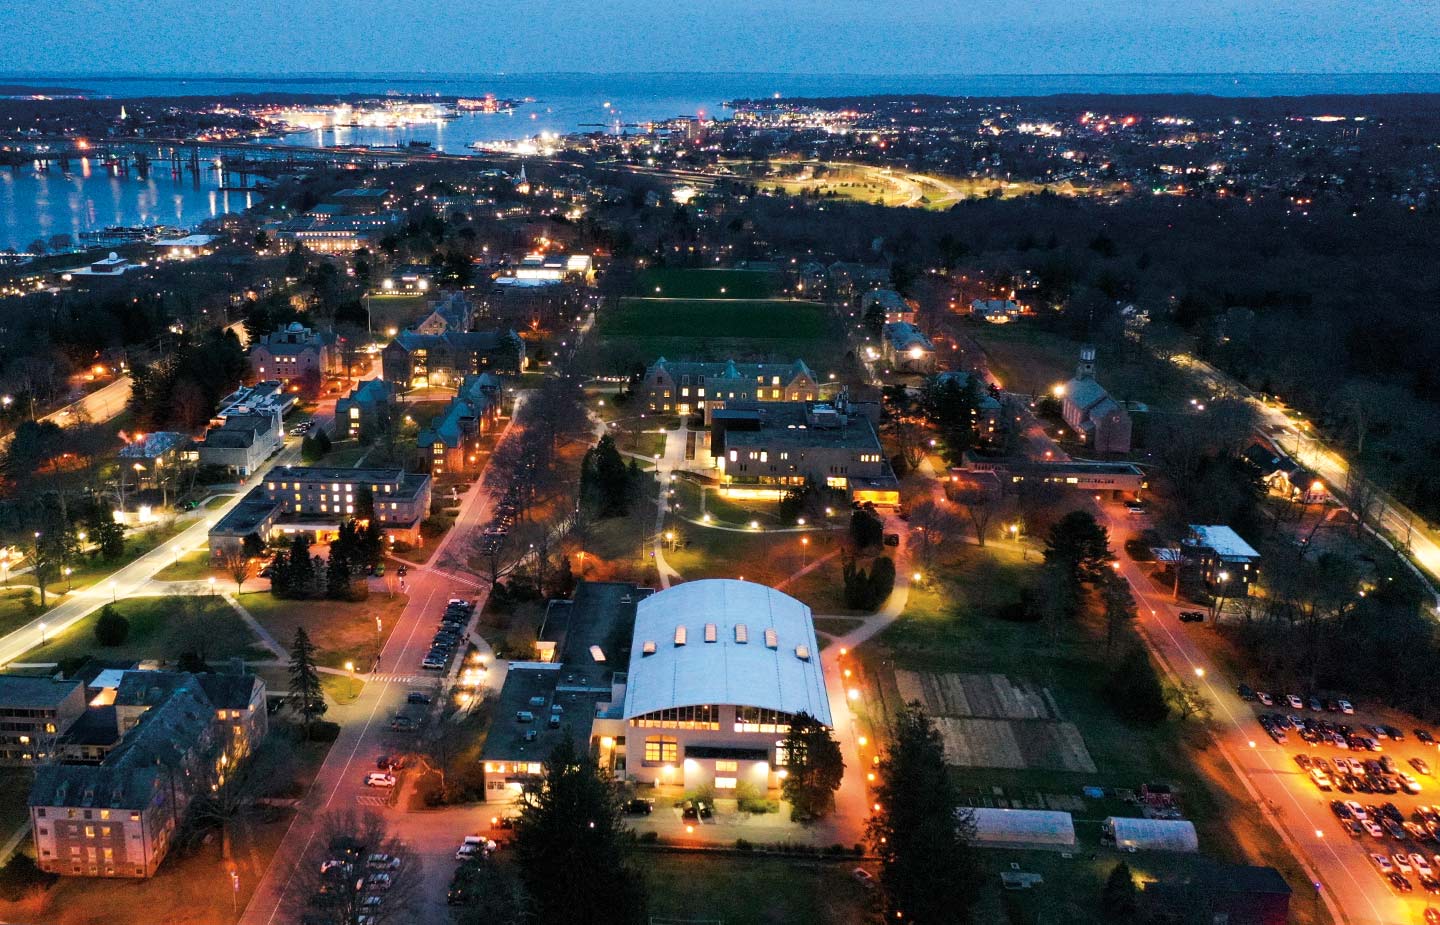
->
[29,669,266,879]
[0,677,87,766]
[710,398,899,505]
[880,321,935,373]
[641,358,821,424]
[381,328,525,389]
[481,579,833,802]
[861,289,916,324]
[334,378,398,441]
[1184,525,1261,592]
[207,466,433,557]
[953,455,1148,499]
[248,322,339,387]
[1061,347,1132,455]
[415,374,502,476]
[617,580,832,794]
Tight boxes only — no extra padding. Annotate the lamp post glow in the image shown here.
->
[38,622,46,645]
[109,580,118,603]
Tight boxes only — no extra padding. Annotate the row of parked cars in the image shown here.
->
[477,492,521,556]
[1256,712,1394,752]
[1238,684,1355,715]
[1332,800,1440,845]
[315,837,401,922]
[1298,753,1423,796]
[422,599,474,670]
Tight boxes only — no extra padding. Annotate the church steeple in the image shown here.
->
[1076,346,1096,381]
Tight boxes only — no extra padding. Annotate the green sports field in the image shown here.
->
[601,297,827,339]
[634,267,782,300]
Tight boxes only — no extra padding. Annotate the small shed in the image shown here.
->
[969,808,1076,847]
[1102,817,1199,853]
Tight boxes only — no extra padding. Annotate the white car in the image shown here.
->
[1411,854,1434,878]
[1287,694,1305,710]
[1257,691,1274,706]
[1373,853,1395,873]
[1338,699,1355,715]
[1363,820,1385,838]
[1393,854,1414,874]
[1399,773,1424,794]
[365,773,397,788]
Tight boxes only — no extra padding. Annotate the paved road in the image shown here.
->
[1178,354,1440,604]
[239,409,522,925]
[1103,503,1419,925]
[0,401,332,668]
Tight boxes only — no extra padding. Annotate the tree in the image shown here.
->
[86,511,126,561]
[1166,681,1210,723]
[918,374,981,464]
[222,546,254,596]
[93,604,130,646]
[292,809,420,925]
[1100,862,1138,921]
[452,856,527,925]
[1104,646,1169,725]
[1043,510,1113,590]
[301,429,332,463]
[512,738,647,925]
[868,702,980,924]
[286,533,316,597]
[288,627,327,737]
[849,504,884,550]
[780,712,845,821]
[190,734,298,862]
[948,482,1001,547]
[1099,572,1136,661]
[355,485,376,522]
[579,435,631,519]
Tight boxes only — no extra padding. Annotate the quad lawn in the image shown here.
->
[22,595,269,666]
[602,297,828,339]
[153,548,221,582]
[635,267,781,300]
[242,592,409,670]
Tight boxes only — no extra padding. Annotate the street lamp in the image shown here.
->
[1193,667,1205,679]
[63,566,72,592]
[38,622,46,645]
[208,576,216,595]
[109,580,117,603]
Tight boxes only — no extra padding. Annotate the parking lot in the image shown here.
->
[1241,681,1440,902]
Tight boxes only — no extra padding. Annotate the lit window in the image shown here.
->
[715,777,737,789]
[715,760,738,772]
[644,736,678,763]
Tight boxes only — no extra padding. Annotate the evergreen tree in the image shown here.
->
[288,627,326,737]
[1104,646,1170,724]
[93,604,130,647]
[580,435,632,518]
[868,702,981,925]
[849,505,884,549]
[355,485,376,522]
[326,530,353,600]
[1043,510,1114,591]
[1100,862,1138,921]
[512,738,647,924]
[85,510,126,561]
[287,533,315,596]
[780,712,845,821]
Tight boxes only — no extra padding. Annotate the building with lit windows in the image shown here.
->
[415,374,501,476]
[207,466,433,557]
[381,328,525,389]
[881,321,935,373]
[641,357,819,424]
[861,289,916,324]
[1183,525,1261,593]
[710,398,898,504]
[334,378,398,441]
[0,677,87,766]
[248,322,339,387]
[29,669,266,879]
[617,580,832,794]
[480,579,833,802]
[1060,347,1132,455]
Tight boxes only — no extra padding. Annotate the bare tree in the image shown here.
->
[288,809,421,925]
[949,481,1003,547]
[222,547,254,596]
[1167,681,1210,722]
[905,497,961,570]
[189,734,298,861]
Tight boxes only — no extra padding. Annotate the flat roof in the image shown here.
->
[481,666,608,764]
[1188,525,1261,560]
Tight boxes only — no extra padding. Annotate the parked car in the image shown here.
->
[1178,611,1205,623]
[390,716,416,731]
[406,691,433,705]
[1287,694,1305,710]
[1337,699,1354,714]
[1390,873,1415,893]
[365,773,397,788]
[1257,691,1274,706]
[623,799,653,815]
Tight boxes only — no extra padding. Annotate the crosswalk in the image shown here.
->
[355,794,392,808]
[363,674,435,685]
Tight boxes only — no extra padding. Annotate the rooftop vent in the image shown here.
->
[642,641,656,656]
[674,626,687,647]
[764,628,778,650]
[704,623,717,643]
[734,623,748,644]
[795,645,811,661]
[589,645,606,663]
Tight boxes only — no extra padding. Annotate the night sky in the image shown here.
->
[5,0,1440,75]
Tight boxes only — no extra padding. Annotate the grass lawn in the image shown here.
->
[24,595,268,666]
[365,292,430,330]
[311,442,368,468]
[0,586,42,639]
[640,853,875,925]
[630,431,666,461]
[153,548,220,582]
[321,674,364,704]
[242,592,409,670]
[636,267,781,300]
[203,494,235,510]
[966,323,1084,396]
[855,541,1266,872]
[603,297,827,339]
